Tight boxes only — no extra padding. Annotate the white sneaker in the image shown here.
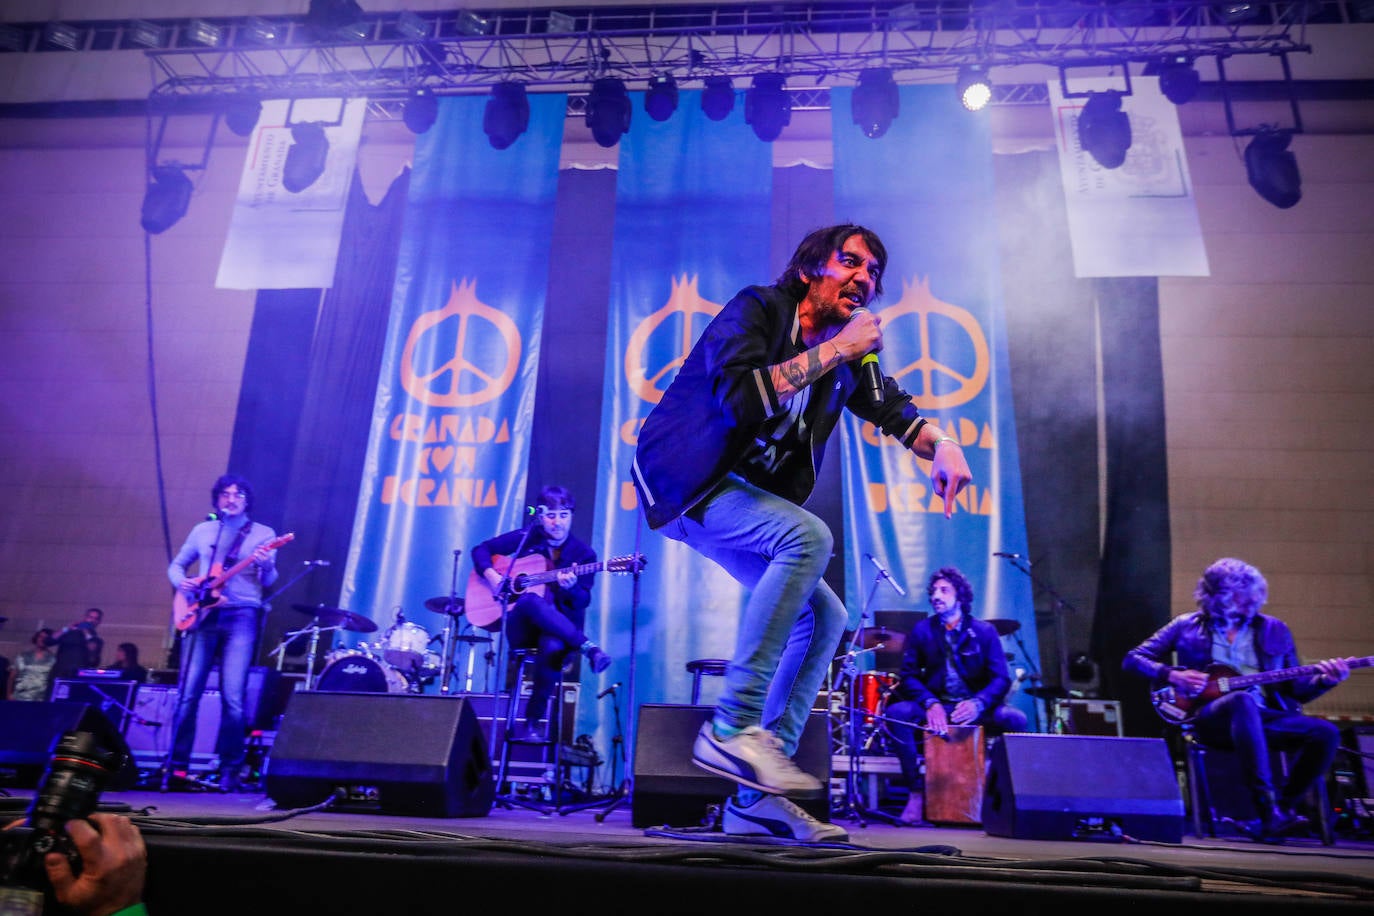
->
[723,794,849,843]
[692,723,823,797]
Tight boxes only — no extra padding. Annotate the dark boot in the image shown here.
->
[1238,791,1308,843]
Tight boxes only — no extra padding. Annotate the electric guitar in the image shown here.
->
[171,533,295,632]
[465,552,646,629]
[1151,656,1373,725]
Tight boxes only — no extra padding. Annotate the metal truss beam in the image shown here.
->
[132,1,1322,104]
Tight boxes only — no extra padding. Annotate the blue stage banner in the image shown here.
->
[341,94,566,656]
[590,89,773,749]
[831,86,1041,720]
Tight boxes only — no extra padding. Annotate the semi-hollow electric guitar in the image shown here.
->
[1151,656,1373,724]
[465,552,645,629]
[171,532,295,632]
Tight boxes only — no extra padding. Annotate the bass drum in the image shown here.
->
[316,650,408,694]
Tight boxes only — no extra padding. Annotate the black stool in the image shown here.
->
[686,658,728,705]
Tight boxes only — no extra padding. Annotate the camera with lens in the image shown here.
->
[0,730,126,893]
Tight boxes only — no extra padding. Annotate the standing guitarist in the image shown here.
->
[165,474,280,792]
[471,485,611,738]
[1124,557,1352,842]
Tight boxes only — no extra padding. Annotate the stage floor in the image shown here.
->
[47,786,1374,914]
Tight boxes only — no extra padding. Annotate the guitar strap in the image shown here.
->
[222,517,254,567]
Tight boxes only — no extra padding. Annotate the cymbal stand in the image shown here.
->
[439,549,463,695]
[262,560,330,673]
[594,514,645,822]
[833,569,903,826]
[270,622,342,688]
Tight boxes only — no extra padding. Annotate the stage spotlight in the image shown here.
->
[851,68,899,139]
[244,17,280,44]
[282,122,330,193]
[956,65,992,112]
[585,77,632,148]
[224,94,262,137]
[306,0,368,42]
[1077,90,1132,169]
[701,76,735,121]
[403,87,438,134]
[1245,128,1301,209]
[186,19,225,48]
[745,73,790,142]
[484,81,530,149]
[127,20,168,49]
[645,73,679,122]
[140,165,193,234]
[395,10,429,40]
[1215,2,1259,22]
[455,10,492,36]
[42,22,83,51]
[1155,56,1200,105]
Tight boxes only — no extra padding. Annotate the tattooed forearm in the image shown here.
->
[771,344,831,401]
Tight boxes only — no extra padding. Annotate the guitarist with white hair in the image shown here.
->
[1124,557,1356,842]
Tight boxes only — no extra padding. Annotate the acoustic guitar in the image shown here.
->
[171,532,295,632]
[465,552,645,629]
[1151,656,1373,725]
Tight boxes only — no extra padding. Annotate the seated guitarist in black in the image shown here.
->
[471,485,611,738]
[1124,557,1351,841]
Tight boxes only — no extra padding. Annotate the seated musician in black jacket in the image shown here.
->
[471,485,611,737]
[1124,557,1353,842]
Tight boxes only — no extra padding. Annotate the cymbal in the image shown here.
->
[291,603,378,634]
[859,627,905,653]
[424,596,465,615]
[985,618,1021,636]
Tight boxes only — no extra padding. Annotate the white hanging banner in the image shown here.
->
[216,97,367,291]
[1049,76,1210,278]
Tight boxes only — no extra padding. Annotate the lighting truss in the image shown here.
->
[136,0,1320,106]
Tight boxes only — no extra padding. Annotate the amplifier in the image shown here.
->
[123,685,222,771]
[1051,699,1124,737]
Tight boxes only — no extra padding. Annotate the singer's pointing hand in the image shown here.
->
[923,427,972,519]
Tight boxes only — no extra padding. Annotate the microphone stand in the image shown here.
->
[595,510,644,822]
[995,554,1081,733]
[262,560,329,673]
[438,549,463,695]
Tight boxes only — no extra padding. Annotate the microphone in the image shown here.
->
[597,682,621,699]
[850,306,883,406]
[303,559,332,567]
[865,552,907,596]
[526,505,548,517]
[993,552,1024,560]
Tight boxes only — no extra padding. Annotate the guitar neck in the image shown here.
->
[1227,655,1374,690]
[519,560,604,586]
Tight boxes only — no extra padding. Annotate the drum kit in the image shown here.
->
[274,597,493,696]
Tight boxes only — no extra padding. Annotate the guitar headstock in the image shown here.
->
[270,533,296,549]
[607,553,647,574]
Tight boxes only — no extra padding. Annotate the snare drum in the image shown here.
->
[316,650,407,693]
[382,622,431,670]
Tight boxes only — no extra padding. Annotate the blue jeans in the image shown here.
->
[169,605,260,770]
[505,593,587,726]
[662,474,849,758]
[1191,691,1341,808]
[884,698,1028,789]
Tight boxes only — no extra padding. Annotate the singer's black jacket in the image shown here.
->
[632,284,926,530]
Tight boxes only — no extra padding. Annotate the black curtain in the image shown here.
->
[1091,275,1172,736]
[232,169,412,666]
[993,151,1104,697]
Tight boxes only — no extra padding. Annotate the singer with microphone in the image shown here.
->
[470,484,612,740]
[883,566,1027,825]
[164,474,280,793]
[632,225,971,843]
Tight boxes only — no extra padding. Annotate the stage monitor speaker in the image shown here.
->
[0,700,138,790]
[631,704,831,829]
[981,733,1184,843]
[265,692,494,817]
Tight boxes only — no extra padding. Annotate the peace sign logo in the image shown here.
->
[625,274,723,405]
[881,276,990,410]
[400,278,522,408]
